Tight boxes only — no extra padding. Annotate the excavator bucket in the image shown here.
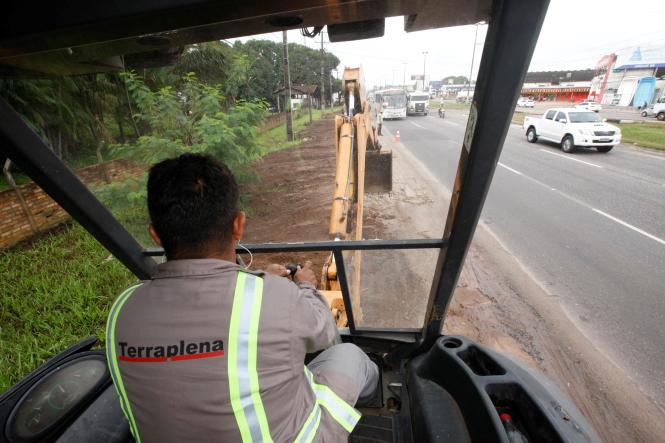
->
[365,150,392,193]
[339,67,392,194]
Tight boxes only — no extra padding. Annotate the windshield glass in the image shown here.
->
[568,112,602,123]
[382,92,407,108]
[6,12,665,440]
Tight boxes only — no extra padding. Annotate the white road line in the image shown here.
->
[539,149,602,168]
[410,121,425,129]
[592,209,665,246]
[500,161,665,247]
[442,120,461,127]
[623,151,665,162]
[498,162,523,176]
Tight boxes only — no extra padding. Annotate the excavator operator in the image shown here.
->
[105,153,379,442]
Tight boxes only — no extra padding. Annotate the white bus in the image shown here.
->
[376,88,407,119]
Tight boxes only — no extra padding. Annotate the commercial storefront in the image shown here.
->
[593,47,665,107]
[521,86,589,102]
[520,70,593,102]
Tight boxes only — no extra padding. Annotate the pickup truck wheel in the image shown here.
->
[657,112,665,121]
[561,135,575,153]
[641,111,648,117]
[526,127,538,143]
[597,146,613,153]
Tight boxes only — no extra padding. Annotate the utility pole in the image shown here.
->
[422,51,428,91]
[467,23,480,102]
[320,32,326,110]
[403,62,407,89]
[328,67,334,108]
[282,31,294,141]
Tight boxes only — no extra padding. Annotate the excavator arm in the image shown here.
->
[321,67,392,327]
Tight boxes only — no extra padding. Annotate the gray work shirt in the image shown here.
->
[110,259,343,442]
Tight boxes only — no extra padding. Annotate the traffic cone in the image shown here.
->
[395,130,400,143]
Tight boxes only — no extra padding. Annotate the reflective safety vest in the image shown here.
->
[106,272,360,442]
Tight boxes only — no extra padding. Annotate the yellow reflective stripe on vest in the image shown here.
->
[228,272,273,442]
[293,398,322,443]
[228,272,360,442]
[305,367,361,433]
[106,283,143,442]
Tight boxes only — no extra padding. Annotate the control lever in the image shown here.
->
[285,264,303,279]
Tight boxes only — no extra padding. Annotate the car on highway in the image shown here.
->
[523,108,621,153]
[574,100,602,112]
[640,102,665,121]
[516,97,535,108]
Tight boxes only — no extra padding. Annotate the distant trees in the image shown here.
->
[0,39,340,172]
[442,75,470,85]
[233,40,340,105]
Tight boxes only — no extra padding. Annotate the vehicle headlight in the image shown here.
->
[578,129,594,135]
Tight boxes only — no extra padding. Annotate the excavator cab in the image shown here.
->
[0,1,601,442]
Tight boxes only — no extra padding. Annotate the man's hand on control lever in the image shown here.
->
[265,264,288,277]
[265,261,317,286]
[294,261,317,286]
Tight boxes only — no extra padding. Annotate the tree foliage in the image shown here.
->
[233,39,341,105]
[0,38,339,175]
[113,72,265,169]
[442,75,470,85]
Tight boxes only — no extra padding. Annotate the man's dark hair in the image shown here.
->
[147,154,239,258]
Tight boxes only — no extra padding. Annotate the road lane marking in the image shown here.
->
[539,149,602,168]
[499,161,664,247]
[498,162,523,175]
[442,120,461,127]
[591,209,665,247]
[410,121,425,129]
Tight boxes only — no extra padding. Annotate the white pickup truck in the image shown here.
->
[523,108,621,153]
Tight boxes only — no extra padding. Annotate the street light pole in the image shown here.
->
[422,51,428,91]
[467,23,480,102]
[403,62,407,89]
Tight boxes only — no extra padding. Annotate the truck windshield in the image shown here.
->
[568,112,602,123]
[410,95,429,101]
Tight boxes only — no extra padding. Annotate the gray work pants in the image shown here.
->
[307,343,379,405]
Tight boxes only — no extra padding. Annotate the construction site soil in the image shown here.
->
[242,113,665,443]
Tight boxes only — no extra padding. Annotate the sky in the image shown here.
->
[234,0,665,89]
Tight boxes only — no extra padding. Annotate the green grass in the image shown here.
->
[617,123,665,150]
[257,108,327,153]
[0,223,135,392]
[512,112,527,126]
[0,172,31,192]
[440,101,471,111]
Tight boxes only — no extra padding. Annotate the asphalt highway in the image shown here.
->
[384,110,665,407]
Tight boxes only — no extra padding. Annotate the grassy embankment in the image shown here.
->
[0,224,135,391]
[0,108,336,391]
[617,123,665,151]
[258,107,337,153]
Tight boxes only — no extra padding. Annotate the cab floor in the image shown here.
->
[349,415,394,443]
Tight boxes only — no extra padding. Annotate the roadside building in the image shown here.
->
[440,83,475,99]
[520,69,594,102]
[272,84,320,112]
[592,47,665,107]
[428,80,444,96]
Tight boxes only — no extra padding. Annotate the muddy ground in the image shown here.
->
[243,114,665,442]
